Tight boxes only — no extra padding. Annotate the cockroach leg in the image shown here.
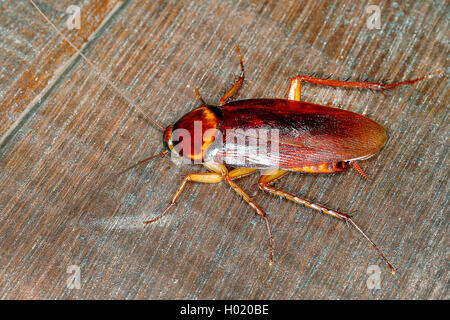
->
[351,161,370,180]
[219,46,245,106]
[224,176,274,266]
[287,74,429,102]
[145,167,258,225]
[227,167,259,179]
[144,163,274,264]
[258,169,395,274]
[287,77,302,101]
[198,164,274,265]
[143,172,224,224]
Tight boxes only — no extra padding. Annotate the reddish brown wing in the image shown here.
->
[213,99,387,169]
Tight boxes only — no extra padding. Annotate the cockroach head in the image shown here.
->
[162,106,223,162]
[163,125,173,152]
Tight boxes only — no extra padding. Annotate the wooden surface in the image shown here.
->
[0,0,448,299]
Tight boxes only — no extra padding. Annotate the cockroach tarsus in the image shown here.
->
[30,0,438,274]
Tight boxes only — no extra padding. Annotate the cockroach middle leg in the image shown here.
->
[224,175,275,266]
[219,46,245,105]
[197,45,245,107]
[287,74,430,103]
[258,168,395,274]
[351,161,370,180]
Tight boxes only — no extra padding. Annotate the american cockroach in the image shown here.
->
[31,0,437,274]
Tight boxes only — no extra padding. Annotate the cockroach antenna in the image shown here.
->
[28,0,165,132]
[116,150,169,176]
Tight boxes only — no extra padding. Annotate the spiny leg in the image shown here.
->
[224,175,275,266]
[144,165,258,224]
[227,167,259,179]
[219,46,245,106]
[204,163,274,264]
[143,172,223,224]
[287,74,431,104]
[258,169,395,274]
[351,161,370,180]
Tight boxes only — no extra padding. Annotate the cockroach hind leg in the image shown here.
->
[258,170,395,273]
[344,216,396,274]
[287,72,439,102]
[351,161,370,180]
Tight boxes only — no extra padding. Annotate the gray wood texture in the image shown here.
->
[0,0,448,299]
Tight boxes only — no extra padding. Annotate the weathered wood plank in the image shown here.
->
[0,0,123,145]
[0,0,448,299]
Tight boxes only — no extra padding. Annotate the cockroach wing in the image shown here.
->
[213,99,387,169]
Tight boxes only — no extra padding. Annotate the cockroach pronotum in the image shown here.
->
[30,0,438,274]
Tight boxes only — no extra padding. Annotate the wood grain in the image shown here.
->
[0,0,448,299]
[0,0,123,146]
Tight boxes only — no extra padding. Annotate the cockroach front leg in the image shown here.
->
[287,74,428,103]
[144,166,259,224]
[143,172,224,224]
[258,169,395,273]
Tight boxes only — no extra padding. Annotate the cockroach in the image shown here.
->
[31,0,436,274]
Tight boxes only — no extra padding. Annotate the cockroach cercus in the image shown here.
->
[31,0,439,274]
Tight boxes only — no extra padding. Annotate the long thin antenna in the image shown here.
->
[29,0,165,131]
[116,150,168,175]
